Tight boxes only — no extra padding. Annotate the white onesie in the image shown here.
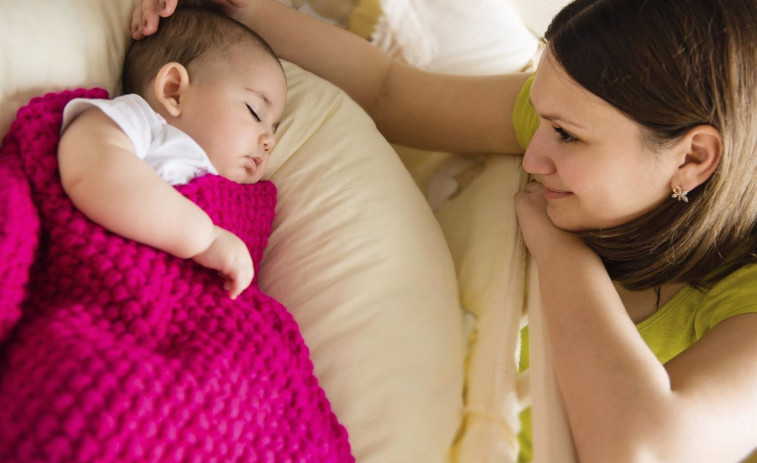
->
[61,94,218,185]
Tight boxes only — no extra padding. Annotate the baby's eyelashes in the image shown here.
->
[246,104,261,122]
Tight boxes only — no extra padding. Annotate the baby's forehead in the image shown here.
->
[228,41,278,62]
[199,44,279,73]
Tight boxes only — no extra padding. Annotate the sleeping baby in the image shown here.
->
[58,6,286,300]
[0,7,353,462]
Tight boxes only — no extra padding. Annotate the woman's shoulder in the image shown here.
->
[709,261,757,296]
[695,262,757,332]
[513,74,538,150]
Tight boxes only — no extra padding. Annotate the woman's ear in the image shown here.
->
[672,125,723,192]
[151,62,191,117]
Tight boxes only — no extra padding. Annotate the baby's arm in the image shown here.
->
[58,107,253,299]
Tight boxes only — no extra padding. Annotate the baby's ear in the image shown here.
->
[152,62,190,117]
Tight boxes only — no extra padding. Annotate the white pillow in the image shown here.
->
[508,0,572,38]
[0,0,135,138]
[347,0,540,74]
[0,2,466,462]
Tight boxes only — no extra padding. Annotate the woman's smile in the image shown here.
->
[542,185,573,200]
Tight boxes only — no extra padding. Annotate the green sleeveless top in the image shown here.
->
[514,74,757,462]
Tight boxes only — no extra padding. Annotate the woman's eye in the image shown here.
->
[246,104,261,122]
[553,126,578,142]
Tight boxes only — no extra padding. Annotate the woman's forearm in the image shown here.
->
[534,245,673,461]
[242,0,392,113]
[516,183,756,462]
[237,0,528,154]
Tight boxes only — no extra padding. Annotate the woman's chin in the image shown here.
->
[546,207,594,233]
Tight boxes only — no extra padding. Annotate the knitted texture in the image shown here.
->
[0,88,353,463]
[0,133,38,341]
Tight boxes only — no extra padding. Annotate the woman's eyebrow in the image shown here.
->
[541,113,586,129]
[530,97,586,129]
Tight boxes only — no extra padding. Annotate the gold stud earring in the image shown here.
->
[671,185,689,202]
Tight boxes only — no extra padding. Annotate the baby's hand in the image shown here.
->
[191,226,254,299]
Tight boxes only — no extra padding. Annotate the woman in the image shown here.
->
[134,0,757,461]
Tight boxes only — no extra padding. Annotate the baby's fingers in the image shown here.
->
[224,266,254,300]
[225,279,249,300]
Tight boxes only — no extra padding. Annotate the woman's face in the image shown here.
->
[523,50,684,231]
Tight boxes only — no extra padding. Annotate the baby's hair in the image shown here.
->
[122,6,280,96]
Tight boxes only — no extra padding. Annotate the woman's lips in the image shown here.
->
[542,186,573,200]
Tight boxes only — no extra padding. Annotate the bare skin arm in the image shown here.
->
[58,108,253,299]
[132,0,530,154]
[515,182,757,462]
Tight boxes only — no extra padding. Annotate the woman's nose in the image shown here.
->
[522,127,555,175]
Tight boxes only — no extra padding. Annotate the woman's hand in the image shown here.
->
[131,0,251,39]
[514,181,587,261]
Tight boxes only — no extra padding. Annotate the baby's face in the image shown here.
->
[174,45,287,184]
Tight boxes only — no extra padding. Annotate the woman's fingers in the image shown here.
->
[131,0,179,39]
[130,3,146,39]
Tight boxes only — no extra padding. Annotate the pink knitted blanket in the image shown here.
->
[0,88,353,462]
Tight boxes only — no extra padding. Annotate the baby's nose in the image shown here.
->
[261,132,276,152]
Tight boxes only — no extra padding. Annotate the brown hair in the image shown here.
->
[122,6,281,95]
[545,0,757,290]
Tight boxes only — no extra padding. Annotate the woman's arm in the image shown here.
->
[133,0,529,154]
[58,108,253,298]
[515,182,757,462]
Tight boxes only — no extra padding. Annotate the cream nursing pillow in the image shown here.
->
[264,62,465,462]
[0,1,465,462]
